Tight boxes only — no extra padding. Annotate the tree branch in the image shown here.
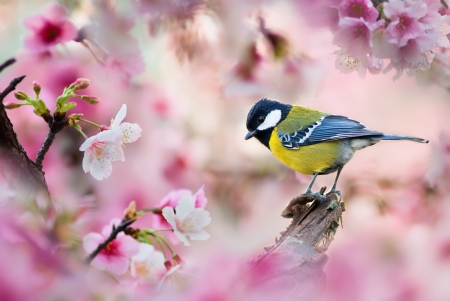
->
[84,218,136,264]
[35,130,56,170]
[247,188,345,300]
[0,75,50,198]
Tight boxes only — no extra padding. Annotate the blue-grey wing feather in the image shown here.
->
[277,115,383,149]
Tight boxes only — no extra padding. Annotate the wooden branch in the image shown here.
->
[0,76,50,198]
[247,188,345,300]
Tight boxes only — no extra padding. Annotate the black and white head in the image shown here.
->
[245,98,292,147]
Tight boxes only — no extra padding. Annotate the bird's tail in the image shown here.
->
[380,134,429,144]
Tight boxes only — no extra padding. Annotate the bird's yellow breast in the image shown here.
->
[269,128,342,175]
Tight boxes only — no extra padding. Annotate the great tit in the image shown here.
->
[245,98,429,197]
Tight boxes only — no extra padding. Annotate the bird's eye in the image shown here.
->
[257,116,265,124]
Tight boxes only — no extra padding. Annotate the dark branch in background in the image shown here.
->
[0,74,50,197]
[0,57,16,73]
[245,188,344,301]
[35,112,69,170]
[84,218,136,264]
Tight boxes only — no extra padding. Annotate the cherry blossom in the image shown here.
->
[162,195,211,246]
[153,186,207,229]
[338,0,379,22]
[83,219,140,275]
[130,243,166,283]
[384,0,427,47]
[110,104,142,145]
[333,18,380,58]
[79,130,124,180]
[23,3,77,51]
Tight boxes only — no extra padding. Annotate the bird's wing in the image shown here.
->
[277,115,383,149]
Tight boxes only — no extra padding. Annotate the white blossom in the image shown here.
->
[130,243,166,282]
[79,130,124,180]
[162,196,211,246]
[110,104,142,145]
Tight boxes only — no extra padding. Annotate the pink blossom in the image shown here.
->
[339,0,379,23]
[371,22,397,59]
[384,0,427,46]
[296,0,342,32]
[23,3,77,51]
[367,53,384,74]
[333,18,378,58]
[83,219,140,275]
[384,32,437,79]
[153,186,207,229]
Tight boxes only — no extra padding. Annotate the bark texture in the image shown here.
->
[0,76,49,198]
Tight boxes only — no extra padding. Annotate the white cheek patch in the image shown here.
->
[257,109,282,131]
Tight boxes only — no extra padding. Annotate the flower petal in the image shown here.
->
[185,230,210,241]
[79,136,96,151]
[173,229,190,246]
[90,157,113,180]
[162,207,177,228]
[116,235,140,257]
[112,104,127,129]
[119,122,142,144]
[82,232,104,253]
[96,130,120,142]
[82,151,92,173]
[175,196,195,221]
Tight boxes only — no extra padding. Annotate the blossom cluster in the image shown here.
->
[80,104,142,180]
[317,0,450,80]
[82,188,211,288]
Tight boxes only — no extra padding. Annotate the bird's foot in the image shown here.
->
[325,189,342,200]
[303,189,327,202]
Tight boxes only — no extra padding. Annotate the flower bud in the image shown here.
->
[14,91,28,101]
[172,254,183,265]
[100,125,110,131]
[164,260,173,271]
[4,102,22,109]
[32,81,41,95]
[80,95,101,104]
[124,201,137,221]
[69,78,90,90]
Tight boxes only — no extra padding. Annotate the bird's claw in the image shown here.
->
[325,189,342,200]
[303,191,327,202]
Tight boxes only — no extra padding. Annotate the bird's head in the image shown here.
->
[245,98,292,144]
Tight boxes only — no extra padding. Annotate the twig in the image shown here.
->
[0,75,26,101]
[35,112,69,170]
[84,218,136,264]
[35,130,56,170]
[0,57,16,74]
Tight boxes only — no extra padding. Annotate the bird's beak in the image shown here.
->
[245,130,256,140]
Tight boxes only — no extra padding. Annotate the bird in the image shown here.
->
[245,98,429,199]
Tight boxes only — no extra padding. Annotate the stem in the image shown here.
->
[151,235,167,259]
[35,130,56,170]
[156,235,176,257]
[142,208,163,214]
[79,118,102,128]
[0,75,25,101]
[84,219,135,264]
[154,228,173,232]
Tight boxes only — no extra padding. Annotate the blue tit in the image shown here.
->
[245,98,429,197]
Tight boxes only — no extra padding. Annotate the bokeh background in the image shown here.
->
[1,0,450,300]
